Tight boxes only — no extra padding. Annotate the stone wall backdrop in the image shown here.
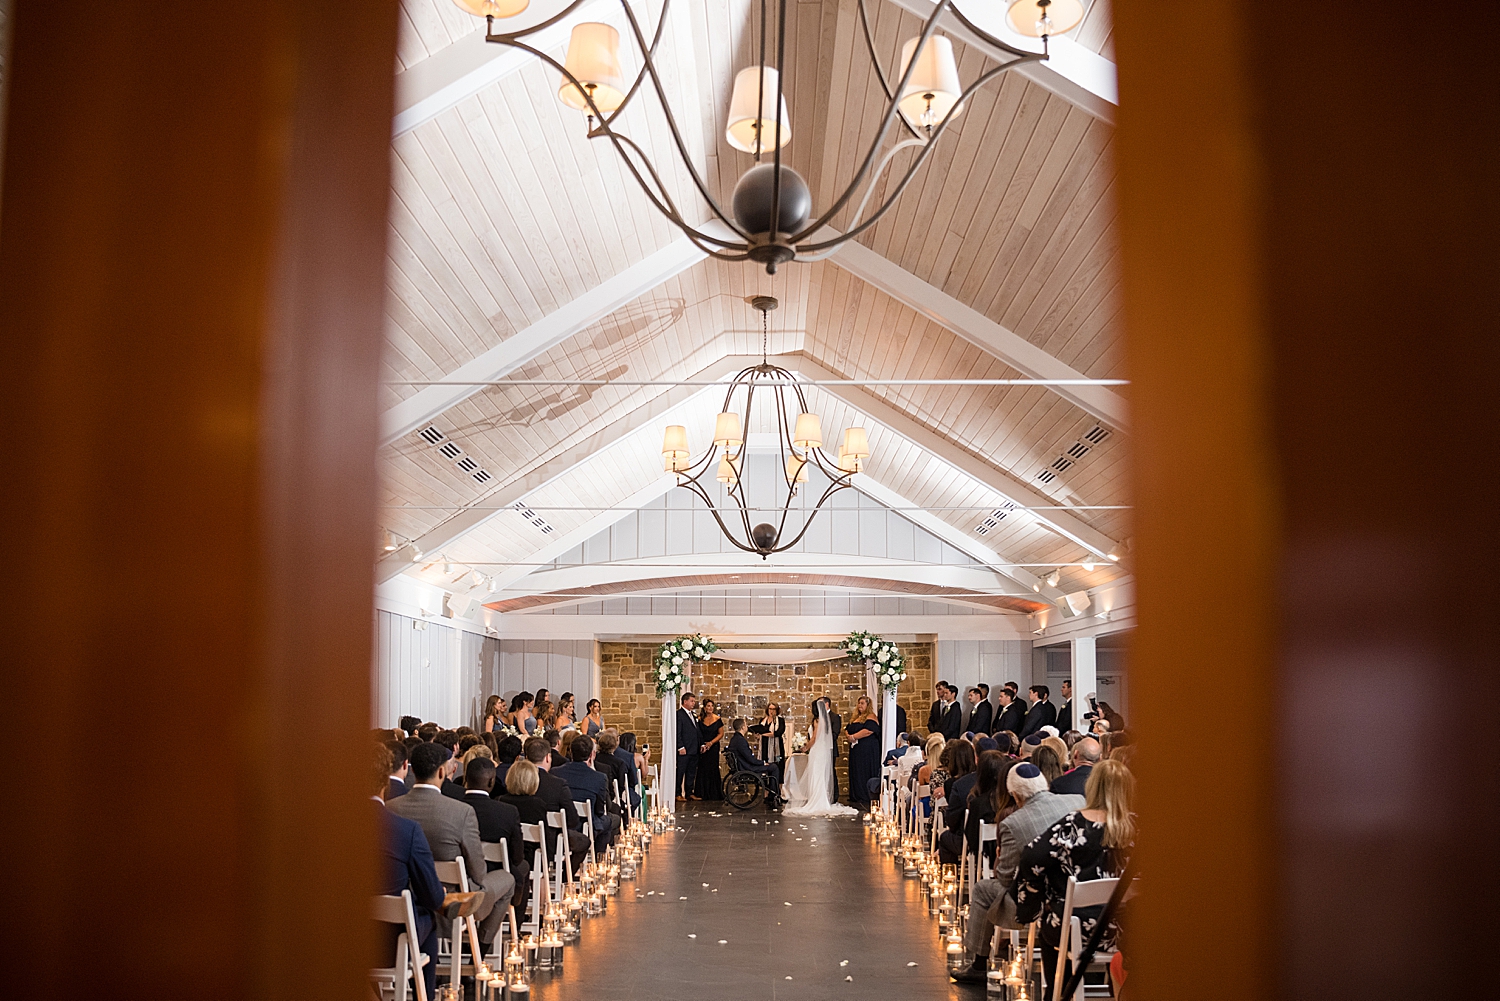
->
[597,640,935,798]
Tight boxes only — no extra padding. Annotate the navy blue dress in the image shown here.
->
[845,717,881,807]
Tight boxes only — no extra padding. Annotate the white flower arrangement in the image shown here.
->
[653,633,718,698]
[789,731,809,753]
[841,629,907,691]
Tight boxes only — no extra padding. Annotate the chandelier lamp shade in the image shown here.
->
[658,296,869,557]
[460,0,1079,273]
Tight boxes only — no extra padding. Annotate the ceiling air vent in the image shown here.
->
[975,501,1018,536]
[1066,441,1091,459]
[1084,425,1110,444]
[512,502,555,536]
[415,424,497,490]
[1050,457,1074,472]
[472,469,492,484]
[456,456,478,473]
[1037,469,1057,484]
[438,442,463,460]
[418,426,446,445]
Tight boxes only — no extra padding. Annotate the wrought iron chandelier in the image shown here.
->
[453,0,1084,273]
[658,296,869,556]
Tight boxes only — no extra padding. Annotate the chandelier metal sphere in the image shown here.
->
[659,296,870,557]
[458,0,1083,273]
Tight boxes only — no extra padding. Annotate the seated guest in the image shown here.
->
[1019,732,1044,759]
[399,715,424,738]
[522,737,590,871]
[935,740,978,863]
[458,733,481,758]
[387,742,516,958]
[416,722,441,743]
[614,732,642,807]
[542,728,566,769]
[1031,744,1066,787]
[951,762,1085,984]
[372,745,444,1001]
[385,740,410,801]
[726,717,780,805]
[553,734,622,846]
[991,730,1019,757]
[494,734,524,787]
[958,750,1013,870]
[1012,760,1135,996]
[494,758,549,866]
[559,729,580,761]
[883,732,915,767]
[593,731,633,810]
[1052,736,1101,796]
[461,757,529,912]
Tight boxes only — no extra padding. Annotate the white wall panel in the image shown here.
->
[374,609,490,729]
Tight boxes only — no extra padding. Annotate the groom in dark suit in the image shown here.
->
[676,691,700,800]
[818,696,843,802]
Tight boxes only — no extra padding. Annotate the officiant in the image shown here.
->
[748,701,786,787]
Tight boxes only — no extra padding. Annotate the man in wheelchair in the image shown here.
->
[725,717,781,808]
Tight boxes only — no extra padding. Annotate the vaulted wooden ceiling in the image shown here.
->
[378,0,1132,621]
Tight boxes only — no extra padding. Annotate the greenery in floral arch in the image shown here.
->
[841,630,907,691]
[654,633,718,698]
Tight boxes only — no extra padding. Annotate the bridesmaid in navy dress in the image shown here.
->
[845,695,882,810]
[694,700,725,801]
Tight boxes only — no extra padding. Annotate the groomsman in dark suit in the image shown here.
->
[964,686,993,735]
[994,688,1026,737]
[927,681,952,734]
[1055,679,1074,733]
[677,691,701,800]
[1018,684,1058,739]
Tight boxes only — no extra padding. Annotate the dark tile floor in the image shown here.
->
[529,802,976,1000]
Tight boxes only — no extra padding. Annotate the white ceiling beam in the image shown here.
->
[851,472,1058,599]
[882,0,1117,123]
[375,353,764,584]
[392,1,609,137]
[794,355,1121,557]
[490,615,1032,640]
[379,235,707,447]
[827,238,1131,432]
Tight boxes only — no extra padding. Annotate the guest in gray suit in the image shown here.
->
[951,762,1084,983]
[388,742,516,955]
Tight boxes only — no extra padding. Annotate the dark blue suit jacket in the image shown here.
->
[553,761,610,826]
[374,799,443,990]
[612,747,641,806]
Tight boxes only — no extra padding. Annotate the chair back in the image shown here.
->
[432,856,470,891]
[978,821,997,879]
[544,810,572,888]
[370,890,428,1001]
[482,839,510,871]
[1055,875,1137,1001]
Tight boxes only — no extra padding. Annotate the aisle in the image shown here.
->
[535,804,963,1000]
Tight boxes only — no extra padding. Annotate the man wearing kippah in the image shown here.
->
[950,763,1084,984]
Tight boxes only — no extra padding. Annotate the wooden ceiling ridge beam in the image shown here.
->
[378,235,708,447]
[790,353,1121,558]
[878,0,1118,123]
[374,351,769,585]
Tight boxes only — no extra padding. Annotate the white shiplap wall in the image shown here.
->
[374,609,495,729]
[937,639,1035,729]
[492,640,599,706]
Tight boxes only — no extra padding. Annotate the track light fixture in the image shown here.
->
[1046,569,1061,588]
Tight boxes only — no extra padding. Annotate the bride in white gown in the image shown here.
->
[782,701,858,817]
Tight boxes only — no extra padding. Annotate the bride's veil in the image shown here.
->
[808,701,834,785]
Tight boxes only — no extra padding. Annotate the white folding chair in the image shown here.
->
[432,857,484,989]
[370,890,428,1001]
[479,840,521,962]
[573,798,597,864]
[978,822,997,879]
[519,823,550,935]
[546,810,574,894]
[1054,875,1138,1000]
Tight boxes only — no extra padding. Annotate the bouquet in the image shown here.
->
[841,630,907,691]
[789,731,809,753]
[653,633,717,698]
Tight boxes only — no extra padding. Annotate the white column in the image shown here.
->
[883,688,898,754]
[660,695,676,816]
[1070,635,1098,734]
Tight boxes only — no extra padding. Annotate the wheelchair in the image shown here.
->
[724,764,780,810]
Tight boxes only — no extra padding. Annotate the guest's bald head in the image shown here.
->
[1073,736,1102,766]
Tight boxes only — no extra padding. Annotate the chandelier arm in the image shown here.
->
[944,5,1041,61]
[787,0,955,242]
[856,0,926,142]
[676,477,762,555]
[615,0,754,242]
[796,54,1043,252]
[597,130,752,253]
[768,0,789,240]
[590,0,673,132]
[795,138,925,262]
[483,1,594,43]
[768,479,853,554]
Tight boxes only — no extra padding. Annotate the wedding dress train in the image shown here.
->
[781,702,858,817]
